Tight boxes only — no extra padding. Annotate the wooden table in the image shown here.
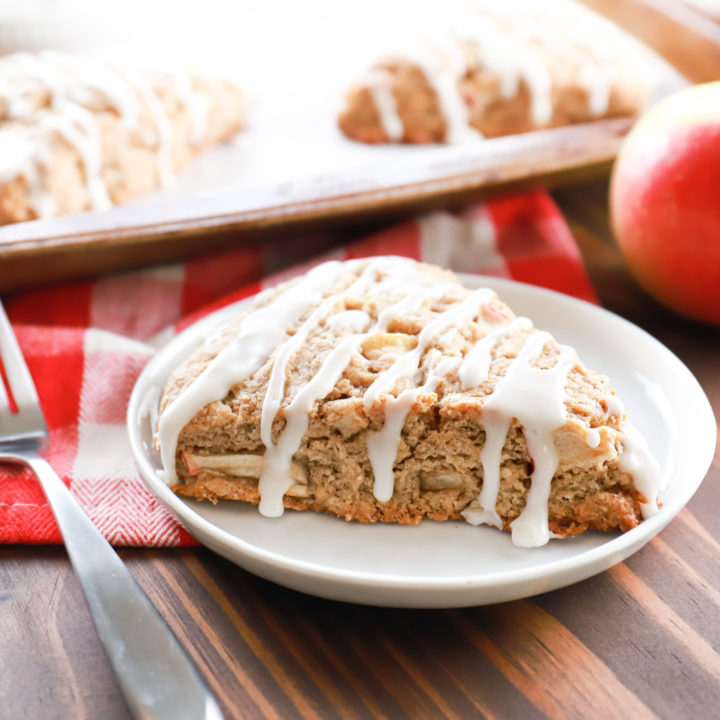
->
[1,179,718,719]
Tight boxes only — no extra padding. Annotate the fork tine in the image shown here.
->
[0,349,10,414]
[0,302,46,433]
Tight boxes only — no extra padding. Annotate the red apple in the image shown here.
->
[610,82,720,325]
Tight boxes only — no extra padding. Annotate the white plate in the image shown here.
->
[127,275,716,607]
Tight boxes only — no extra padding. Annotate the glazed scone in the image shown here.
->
[156,257,662,548]
[0,51,245,223]
[338,4,650,144]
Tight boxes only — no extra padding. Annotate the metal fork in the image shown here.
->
[0,303,224,720]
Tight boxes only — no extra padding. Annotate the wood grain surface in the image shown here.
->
[0,178,718,719]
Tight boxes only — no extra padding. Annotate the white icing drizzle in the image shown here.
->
[366,389,418,502]
[513,19,613,118]
[257,263,386,515]
[259,333,369,516]
[326,310,372,333]
[117,68,175,186]
[366,70,404,141]
[458,316,532,388]
[0,130,54,216]
[584,427,601,448]
[462,330,579,547]
[605,391,625,418]
[505,37,553,126]
[367,352,460,502]
[260,262,381,450]
[365,287,495,406]
[173,73,208,147]
[364,287,495,500]
[42,105,111,211]
[415,52,481,145]
[49,52,143,125]
[579,62,613,117]
[617,421,662,519]
[458,14,554,127]
[0,132,35,183]
[426,353,463,391]
[365,28,483,144]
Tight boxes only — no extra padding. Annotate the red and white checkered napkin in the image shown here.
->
[0,191,596,546]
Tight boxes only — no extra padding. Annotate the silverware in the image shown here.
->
[0,302,223,720]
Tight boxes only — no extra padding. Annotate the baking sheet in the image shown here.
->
[0,0,688,289]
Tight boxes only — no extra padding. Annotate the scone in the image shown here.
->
[338,4,650,144]
[0,51,245,223]
[156,257,662,548]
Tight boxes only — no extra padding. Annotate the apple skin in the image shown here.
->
[610,82,720,325]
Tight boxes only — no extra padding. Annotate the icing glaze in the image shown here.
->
[115,67,175,186]
[458,315,532,388]
[469,331,578,547]
[363,287,495,499]
[513,19,613,118]
[366,69,404,141]
[259,333,370,516]
[257,262,383,515]
[414,51,481,145]
[0,130,54,216]
[326,310,372,333]
[460,14,553,127]
[617,421,662,519]
[172,73,208,147]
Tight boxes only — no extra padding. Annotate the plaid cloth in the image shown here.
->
[0,191,596,545]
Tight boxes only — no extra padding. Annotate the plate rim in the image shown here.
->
[127,273,717,596]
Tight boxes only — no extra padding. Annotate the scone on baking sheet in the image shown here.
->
[338,2,651,145]
[156,257,662,548]
[0,51,245,224]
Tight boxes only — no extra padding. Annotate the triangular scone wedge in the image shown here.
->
[157,257,661,548]
[338,6,649,144]
[0,51,245,223]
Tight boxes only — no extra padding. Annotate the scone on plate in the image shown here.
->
[0,51,245,223]
[155,258,662,548]
[338,4,650,144]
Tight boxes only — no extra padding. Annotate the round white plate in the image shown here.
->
[127,274,716,608]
